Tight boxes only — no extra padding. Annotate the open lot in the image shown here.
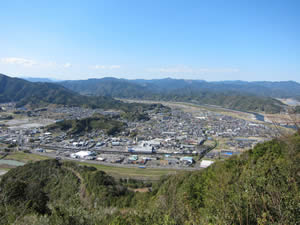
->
[4,118,55,130]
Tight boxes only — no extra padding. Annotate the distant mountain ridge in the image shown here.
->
[60,77,300,98]
[1,74,296,113]
[133,78,300,98]
[23,77,60,83]
[60,77,293,113]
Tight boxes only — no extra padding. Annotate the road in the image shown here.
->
[33,151,205,171]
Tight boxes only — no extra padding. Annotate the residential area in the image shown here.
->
[0,102,281,170]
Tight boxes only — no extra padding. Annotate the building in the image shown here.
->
[200,160,214,168]
[112,141,120,146]
[35,148,44,153]
[128,155,138,161]
[128,146,154,154]
[180,156,194,164]
[71,151,96,159]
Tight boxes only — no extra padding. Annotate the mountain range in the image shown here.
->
[60,77,300,113]
[60,77,300,99]
[2,74,300,113]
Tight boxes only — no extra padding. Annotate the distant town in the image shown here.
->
[0,100,283,172]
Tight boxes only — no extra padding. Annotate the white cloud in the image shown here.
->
[64,63,72,68]
[93,65,106,69]
[150,65,239,74]
[0,57,76,69]
[197,68,240,73]
[109,65,121,69]
[0,57,37,67]
[92,65,121,70]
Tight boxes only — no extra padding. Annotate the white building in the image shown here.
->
[71,151,96,159]
[112,141,120,146]
[200,160,214,168]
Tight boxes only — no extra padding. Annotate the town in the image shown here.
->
[0,101,281,170]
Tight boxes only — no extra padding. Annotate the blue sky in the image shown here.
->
[0,0,299,81]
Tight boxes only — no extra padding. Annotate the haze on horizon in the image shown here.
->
[0,0,299,82]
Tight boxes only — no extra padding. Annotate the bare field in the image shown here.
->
[4,118,55,129]
[277,98,300,106]
[264,113,300,124]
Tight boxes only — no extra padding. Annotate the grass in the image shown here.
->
[5,152,51,163]
[214,137,230,150]
[78,161,180,180]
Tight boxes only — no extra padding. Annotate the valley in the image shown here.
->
[1,97,294,180]
[1,2,299,223]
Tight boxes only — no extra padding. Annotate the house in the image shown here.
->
[96,157,106,161]
[96,142,105,147]
[35,148,44,153]
[112,141,120,146]
[180,156,194,164]
[72,142,79,147]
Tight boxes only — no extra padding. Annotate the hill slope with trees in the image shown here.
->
[47,114,127,136]
[0,133,299,224]
[0,74,122,109]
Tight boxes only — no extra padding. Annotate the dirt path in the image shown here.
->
[62,166,92,208]
[0,153,8,159]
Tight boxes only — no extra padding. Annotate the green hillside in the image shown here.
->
[47,114,127,135]
[128,134,300,224]
[149,90,284,113]
[0,74,122,109]
[0,133,299,224]
[61,77,148,97]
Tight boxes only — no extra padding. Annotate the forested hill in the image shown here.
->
[60,77,148,97]
[0,133,299,224]
[60,77,286,113]
[0,74,111,108]
[0,74,166,112]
